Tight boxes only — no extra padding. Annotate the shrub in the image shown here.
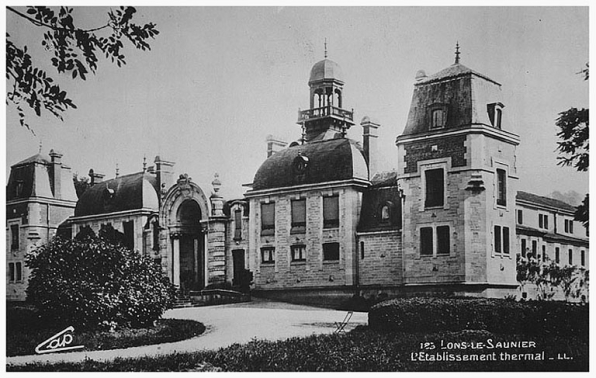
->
[368,297,588,337]
[26,235,176,330]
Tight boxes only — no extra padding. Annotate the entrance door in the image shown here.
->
[232,249,245,286]
[180,234,204,292]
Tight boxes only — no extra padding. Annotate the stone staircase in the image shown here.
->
[173,289,251,309]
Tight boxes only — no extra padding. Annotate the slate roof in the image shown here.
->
[12,153,52,167]
[250,137,368,191]
[357,181,402,232]
[417,63,500,86]
[74,172,159,217]
[516,191,577,213]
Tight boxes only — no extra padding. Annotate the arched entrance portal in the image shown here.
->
[176,200,204,292]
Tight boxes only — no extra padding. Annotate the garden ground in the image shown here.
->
[6,297,368,366]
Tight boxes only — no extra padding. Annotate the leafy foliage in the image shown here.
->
[25,234,175,330]
[555,107,589,171]
[6,6,159,132]
[368,297,588,338]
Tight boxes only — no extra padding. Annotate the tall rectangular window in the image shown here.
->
[569,220,574,234]
[532,240,537,257]
[436,226,450,255]
[420,227,434,256]
[564,219,569,233]
[360,241,365,260]
[234,210,242,240]
[569,249,573,265]
[123,221,134,250]
[323,242,340,261]
[496,169,507,206]
[494,226,502,253]
[555,247,560,264]
[425,169,444,208]
[16,262,22,281]
[9,263,15,282]
[517,209,523,224]
[291,245,306,262]
[521,239,527,257]
[581,250,585,266]
[542,245,546,261]
[261,247,275,264]
[261,202,275,235]
[431,109,445,129]
[503,227,510,254]
[10,224,19,251]
[291,199,306,233]
[323,196,339,228]
[539,214,544,229]
[544,215,549,230]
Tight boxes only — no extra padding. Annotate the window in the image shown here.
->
[503,227,510,254]
[9,263,15,282]
[425,168,444,208]
[420,226,450,256]
[494,226,502,253]
[517,209,523,224]
[569,249,573,265]
[565,219,574,234]
[581,250,585,266]
[431,109,445,129]
[323,242,340,261]
[555,248,560,263]
[381,205,390,223]
[496,169,507,206]
[153,222,160,251]
[521,239,526,257]
[123,221,134,250]
[291,245,306,262]
[436,226,450,255]
[261,247,275,264]
[291,199,306,233]
[323,196,339,228]
[539,214,548,230]
[261,202,275,235]
[10,224,19,251]
[15,180,24,197]
[234,210,242,240]
[360,241,365,260]
[420,227,434,256]
[16,262,22,281]
[532,240,537,257]
[487,103,504,129]
[542,245,546,261]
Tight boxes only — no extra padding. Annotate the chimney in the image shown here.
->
[49,149,63,198]
[89,169,105,186]
[154,155,175,196]
[266,135,287,158]
[361,116,380,180]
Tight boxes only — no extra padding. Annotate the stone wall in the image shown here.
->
[357,230,402,286]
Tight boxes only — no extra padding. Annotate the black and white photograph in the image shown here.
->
[4,2,590,372]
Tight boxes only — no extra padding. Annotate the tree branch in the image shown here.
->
[7,6,110,33]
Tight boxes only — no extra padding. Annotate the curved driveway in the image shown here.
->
[6,299,368,366]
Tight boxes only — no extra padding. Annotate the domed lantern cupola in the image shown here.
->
[297,42,355,142]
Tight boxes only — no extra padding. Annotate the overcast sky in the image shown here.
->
[5,6,589,200]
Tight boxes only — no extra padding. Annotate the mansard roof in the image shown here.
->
[516,191,577,213]
[74,172,159,217]
[250,137,368,192]
[416,63,500,86]
[357,171,401,232]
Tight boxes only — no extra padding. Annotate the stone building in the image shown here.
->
[6,150,78,300]
[6,48,589,302]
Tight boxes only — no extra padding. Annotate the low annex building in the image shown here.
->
[6,48,589,301]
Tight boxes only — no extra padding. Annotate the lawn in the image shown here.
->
[6,303,205,357]
[7,326,588,372]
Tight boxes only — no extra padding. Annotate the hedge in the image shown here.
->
[368,297,589,337]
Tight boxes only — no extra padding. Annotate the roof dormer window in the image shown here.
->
[487,102,504,129]
[429,104,448,130]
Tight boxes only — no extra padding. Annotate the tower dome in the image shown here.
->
[309,59,344,84]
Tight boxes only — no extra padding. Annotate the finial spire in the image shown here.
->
[115,163,119,178]
[455,41,460,64]
[38,139,43,154]
[142,155,147,172]
[324,38,328,59]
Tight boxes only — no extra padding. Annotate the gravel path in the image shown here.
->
[6,298,367,366]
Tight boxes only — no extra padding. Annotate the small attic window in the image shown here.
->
[487,102,505,129]
[429,104,448,130]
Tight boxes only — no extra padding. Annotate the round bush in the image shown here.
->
[368,297,588,337]
[26,235,176,330]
